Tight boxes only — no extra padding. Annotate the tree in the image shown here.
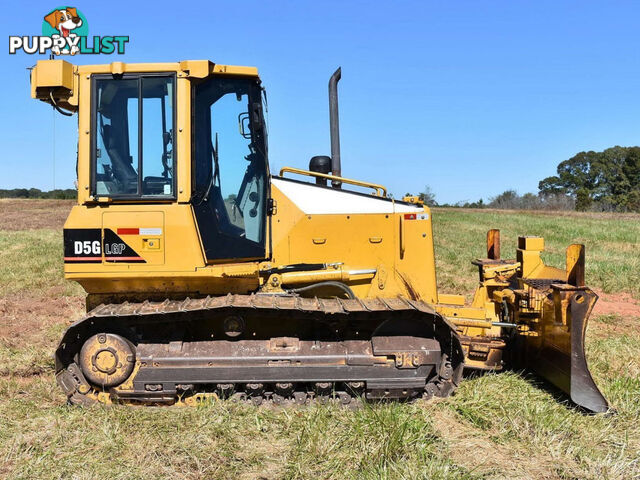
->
[539,146,640,212]
[575,188,592,211]
[418,185,437,206]
[488,190,519,209]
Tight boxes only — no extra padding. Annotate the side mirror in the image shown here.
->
[238,112,251,139]
[251,101,263,130]
[238,102,264,139]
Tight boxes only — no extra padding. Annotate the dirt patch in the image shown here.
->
[0,290,84,348]
[593,290,640,318]
[0,199,73,231]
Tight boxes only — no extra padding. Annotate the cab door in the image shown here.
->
[192,76,268,263]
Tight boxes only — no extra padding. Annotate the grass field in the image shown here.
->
[0,199,639,479]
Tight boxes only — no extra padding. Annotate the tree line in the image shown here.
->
[424,146,640,212]
[0,188,76,199]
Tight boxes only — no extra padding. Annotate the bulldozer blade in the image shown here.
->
[523,286,609,413]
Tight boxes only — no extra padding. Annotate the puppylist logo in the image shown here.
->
[9,6,129,55]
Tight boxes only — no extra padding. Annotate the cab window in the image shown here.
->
[192,76,268,261]
[92,74,175,197]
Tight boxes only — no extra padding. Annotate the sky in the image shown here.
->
[1,0,639,204]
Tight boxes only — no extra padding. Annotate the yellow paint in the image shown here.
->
[438,294,465,306]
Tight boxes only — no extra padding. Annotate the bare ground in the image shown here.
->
[0,199,73,231]
[0,289,83,346]
[593,290,640,318]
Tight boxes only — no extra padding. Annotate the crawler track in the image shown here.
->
[55,294,464,406]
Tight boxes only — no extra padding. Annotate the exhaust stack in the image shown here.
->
[328,67,342,188]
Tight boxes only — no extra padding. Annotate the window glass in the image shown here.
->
[95,78,138,195]
[127,97,139,177]
[142,77,174,195]
[212,93,253,235]
[193,77,267,258]
[93,75,174,197]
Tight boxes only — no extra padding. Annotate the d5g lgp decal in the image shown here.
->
[63,229,145,263]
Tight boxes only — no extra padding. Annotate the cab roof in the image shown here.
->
[75,60,259,78]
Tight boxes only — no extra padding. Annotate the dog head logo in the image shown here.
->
[44,7,82,37]
[42,6,88,55]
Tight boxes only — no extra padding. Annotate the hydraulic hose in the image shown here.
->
[287,281,356,299]
[49,91,74,116]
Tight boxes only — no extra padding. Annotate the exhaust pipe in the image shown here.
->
[328,67,342,188]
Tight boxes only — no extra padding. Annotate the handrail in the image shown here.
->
[278,167,388,197]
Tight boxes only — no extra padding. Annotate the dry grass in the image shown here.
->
[0,200,639,479]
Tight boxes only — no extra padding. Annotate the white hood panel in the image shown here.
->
[272,177,424,215]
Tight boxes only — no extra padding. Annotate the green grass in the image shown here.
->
[0,384,481,480]
[1,204,639,479]
[0,334,637,479]
[432,208,640,297]
[0,230,82,297]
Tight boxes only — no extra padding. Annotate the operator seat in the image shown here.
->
[102,124,138,193]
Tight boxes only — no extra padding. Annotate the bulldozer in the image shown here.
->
[29,59,609,412]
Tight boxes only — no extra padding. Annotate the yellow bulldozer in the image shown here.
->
[29,59,608,412]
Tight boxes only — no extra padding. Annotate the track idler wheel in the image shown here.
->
[78,333,136,388]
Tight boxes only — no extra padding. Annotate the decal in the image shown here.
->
[64,228,102,263]
[64,229,146,263]
[116,227,162,236]
[404,213,429,220]
[103,229,145,263]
